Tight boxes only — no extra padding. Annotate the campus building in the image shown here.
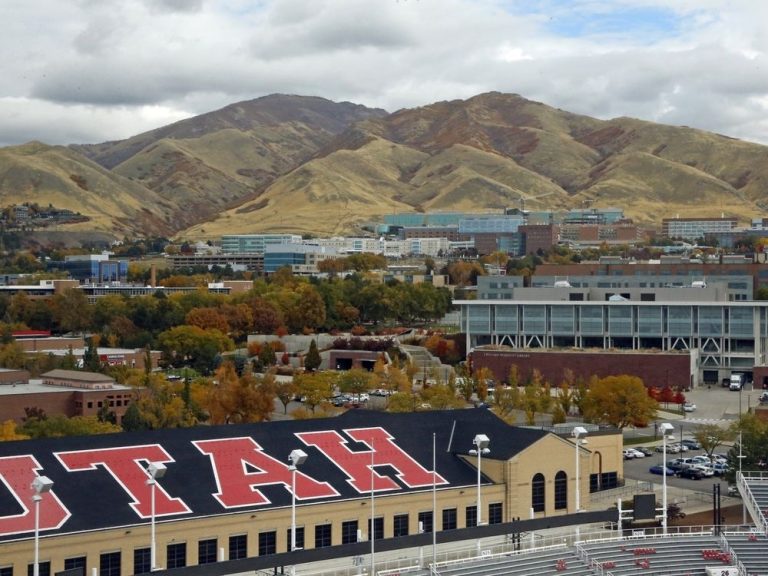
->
[458,279,768,386]
[0,410,621,576]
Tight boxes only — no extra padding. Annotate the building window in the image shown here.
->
[258,531,276,556]
[341,520,359,545]
[554,471,568,510]
[367,517,384,540]
[532,473,546,512]
[393,514,409,537]
[64,557,86,571]
[27,563,50,576]
[418,511,433,533]
[100,552,121,576]
[442,508,457,530]
[167,543,186,569]
[198,538,217,564]
[465,505,477,528]
[488,502,503,524]
[315,524,332,548]
[0,566,12,576]
[229,535,247,560]
[286,527,304,552]
[133,548,151,574]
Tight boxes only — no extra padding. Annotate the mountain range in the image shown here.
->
[2,92,767,241]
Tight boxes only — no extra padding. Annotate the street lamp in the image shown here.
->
[572,427,588,514]
[146,462,167,571]
[32,475,53,576]
[468,434,490,527]
[737,431,747,524]
[288,448,308,573]
[659,422,674,534]
[572,427,588,541]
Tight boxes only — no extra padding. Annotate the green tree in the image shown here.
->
[157,325,234,374]
[304,339,322,372]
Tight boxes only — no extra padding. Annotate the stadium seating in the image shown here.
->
[723,531,768,576]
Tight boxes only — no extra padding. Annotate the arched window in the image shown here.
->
[554,471,568,510]
[532,473,545,512]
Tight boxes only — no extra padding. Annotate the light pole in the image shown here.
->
[659,422,674,534]
[288,449,308,576]
[146,462,167,571]
[738,431,747,524]
[469,434,490,527]
[32,475,53,576]
[572,426,588,541]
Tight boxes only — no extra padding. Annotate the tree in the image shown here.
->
[337,368,374,397]
[693,424,735,460]
[294,372,335,413]
[83,336,102,372]
[275,379,298,415]
[304,340,322,372]
[157,325,234,374]
[581,375,658,428]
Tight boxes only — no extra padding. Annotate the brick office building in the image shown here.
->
[471,348,695,390]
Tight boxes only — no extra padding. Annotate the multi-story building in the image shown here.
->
[221,234,302,254]
[263,244,339,275]
[531,257,763,298]
[661,217,738,240]
[0,410,621,576]
[458,279,768,385]
[166,253,264,272]
[46,254,129,283]
[0,369,136,424]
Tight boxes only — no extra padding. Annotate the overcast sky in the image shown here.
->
[1,0,767,147]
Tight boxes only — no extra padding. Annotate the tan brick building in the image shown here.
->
[0,410,622,576]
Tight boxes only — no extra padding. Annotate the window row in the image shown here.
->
[531,471,569,513]
[7,504,504,576]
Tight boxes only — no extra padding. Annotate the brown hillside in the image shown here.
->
[4,92,768,241]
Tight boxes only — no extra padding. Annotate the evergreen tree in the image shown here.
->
[304,339,321,372]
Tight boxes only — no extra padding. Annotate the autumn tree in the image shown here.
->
[275,379,298,414]
[693,423,735,461]
[293,371,335,413]
[157,325,234,374]
[581,375,658,428]
[186,307,229,334]
[337,368,374,397]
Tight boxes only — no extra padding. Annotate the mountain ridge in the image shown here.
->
[2,92,766,240]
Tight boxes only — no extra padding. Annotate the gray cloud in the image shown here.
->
[1,0,768,146]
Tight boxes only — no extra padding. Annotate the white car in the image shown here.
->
[683,402,696,412]
[691,464,715,477]
[623,449,636,460]
[627,448,646,458]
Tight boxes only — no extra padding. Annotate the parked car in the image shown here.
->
[691,464,715,477]
[667,459,686,472]
[678,467,704,480]
[623,449,636,460]
[713,462,731,476]
[627,448,646,458]
[691,455,711,465]
[681,439,702,450]
[656,443,681,454]
[649,464,675,475]
[759,391,768,404]
[636,447,654,457]
[683,402,697,412]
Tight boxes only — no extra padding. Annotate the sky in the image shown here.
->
[1,0,767,147]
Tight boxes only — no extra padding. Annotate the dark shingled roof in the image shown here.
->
[0,409,548,540]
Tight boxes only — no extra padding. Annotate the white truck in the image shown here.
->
[729,373,745,390]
